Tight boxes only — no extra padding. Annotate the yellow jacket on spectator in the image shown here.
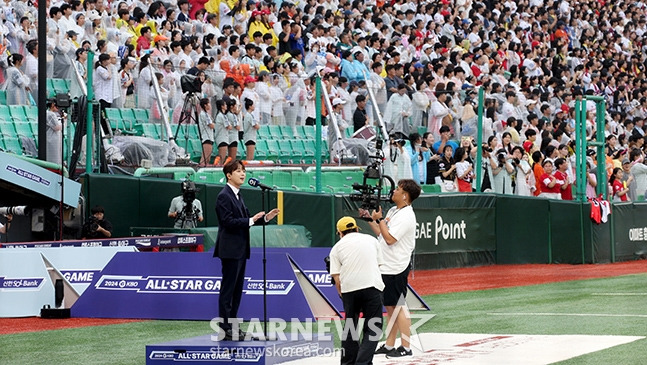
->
[248,21,278,47]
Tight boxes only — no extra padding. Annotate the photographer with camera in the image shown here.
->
[81,206,113,239]
[492,147,515,195]
[384,133,413,183]
[328,216,384,365]
[360,179,421,359]
[168,181,204,229]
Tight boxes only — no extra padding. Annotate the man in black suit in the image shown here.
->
[214,159,279,341]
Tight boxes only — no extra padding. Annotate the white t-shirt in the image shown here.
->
[329,232,384,294]
[378,205,416,275]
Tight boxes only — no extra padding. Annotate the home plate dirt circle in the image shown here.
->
[283,333,644,364]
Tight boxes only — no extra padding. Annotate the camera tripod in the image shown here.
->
[174,92,207,166]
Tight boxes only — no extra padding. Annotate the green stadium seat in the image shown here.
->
[272,170,293,189]
[194,172,221,184]
[344,170,365,190]
[267,125,283,139]
[265,139,280,161]
[303,125,315,139]
[344,127,353,138]
[0,90,6,105]
[0,106,12,122]
[321,171,349,193]
[2,137,22,154]
[14,122,33,139]
[257,125,271,139]
[291,170,315,191]
[421,184,442,193]
[133,109,149,123]
[0,122,16,136]
[290,139,312,163]
[252,170,273,186]
[52,78,69,94]
[138,123,161,139]
[24,106,38,123]
[253,139,268,159]
[277,140,297,164]
[280,125,295,139]
[119,109,137,130]
[8,105,27,122]
[293,125,307,139]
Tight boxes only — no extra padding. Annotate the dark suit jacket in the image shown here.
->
[213,185,260,260]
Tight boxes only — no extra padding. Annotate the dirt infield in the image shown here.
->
[410,261,647,295]
[0,318,142,335]
[2,261,646,335]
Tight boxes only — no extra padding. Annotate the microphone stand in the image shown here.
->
[260,186,268,340]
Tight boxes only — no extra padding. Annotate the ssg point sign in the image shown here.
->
[414,209,496,252]
[417,216,467,246]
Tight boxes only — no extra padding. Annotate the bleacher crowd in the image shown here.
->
[2,0,647,200]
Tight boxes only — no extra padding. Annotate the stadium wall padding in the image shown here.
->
[84,175,647,269]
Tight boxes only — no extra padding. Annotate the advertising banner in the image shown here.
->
[38,247,137,294]
[72,252,317,320]
[0,151,81,206]
[413,208,496,253]
[611,203,647,262]
[0,251,54,317]
[0,235,203,249]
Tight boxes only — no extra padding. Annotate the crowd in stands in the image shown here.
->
[3,0,647,200]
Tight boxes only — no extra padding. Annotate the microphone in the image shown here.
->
[248,177,274,191]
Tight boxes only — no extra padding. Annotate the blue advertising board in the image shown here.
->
[0,235,203,249]
[72,252,318,320]
[0,251,54,317]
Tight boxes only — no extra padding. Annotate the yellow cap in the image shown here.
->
[336,216,359,233]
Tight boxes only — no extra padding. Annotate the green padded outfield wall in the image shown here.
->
[84,175,640,269]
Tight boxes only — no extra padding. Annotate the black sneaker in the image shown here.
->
[374,344,392,354]
[385,346,413,358]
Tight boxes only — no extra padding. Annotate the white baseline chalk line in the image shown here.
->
[488,312,647,318]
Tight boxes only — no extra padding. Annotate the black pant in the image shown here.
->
[218,258,247,330]
[341,287,383,365]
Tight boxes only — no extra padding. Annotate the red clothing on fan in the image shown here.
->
[554,171,572,200]
[612,179,628,201]
[540,173,562,194]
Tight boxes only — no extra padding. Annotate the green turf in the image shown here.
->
[1,274,646,364]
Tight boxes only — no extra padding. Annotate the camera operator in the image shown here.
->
[81,206,113,239]
[360,179,421,359]
[0,214,12,235]
[168,181,204,229]
[329,217,384,365]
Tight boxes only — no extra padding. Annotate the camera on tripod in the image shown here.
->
[349,138,396,211]
[180,75,203,94]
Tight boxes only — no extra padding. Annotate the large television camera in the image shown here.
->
[176,181,201,227]
[349,138,395,212]
[180,75,203,94]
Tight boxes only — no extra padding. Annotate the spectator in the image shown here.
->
[610,167,630,202]
[5,54,31,105]
[454,146,474,192]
